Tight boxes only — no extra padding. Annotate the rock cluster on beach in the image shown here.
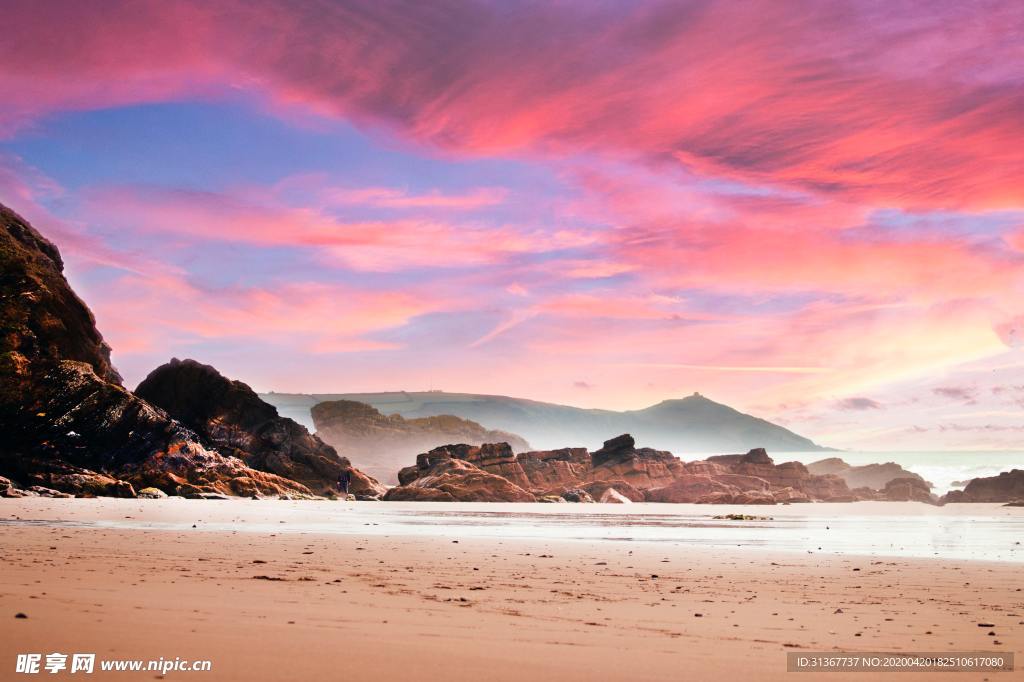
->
[382,434,930,504]
[942,469,1024,503]
[0,203,379,500]
[311,399,529,485]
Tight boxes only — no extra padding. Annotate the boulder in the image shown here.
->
[580,480,645,503]
[561,488,595,503]
[137,487,168,499]
[597,488,631,504]
[136,359,384,498]
[881,477,937,504]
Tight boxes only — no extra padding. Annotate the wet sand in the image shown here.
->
[1,499,1020,681]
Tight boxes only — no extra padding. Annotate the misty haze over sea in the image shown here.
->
[781,450,1024,495]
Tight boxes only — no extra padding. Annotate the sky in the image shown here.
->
[1,0,1022,451]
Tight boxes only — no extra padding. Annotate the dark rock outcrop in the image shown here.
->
[311,399,529,485]
[0,202,315,498]
[587,434,685,489]
[807,457,930,491]
[942,470,1024,503]
[136,359,383,497]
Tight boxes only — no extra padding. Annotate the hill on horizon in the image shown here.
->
[260,391,830,456]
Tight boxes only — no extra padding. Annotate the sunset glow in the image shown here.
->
[2,0,1022,450]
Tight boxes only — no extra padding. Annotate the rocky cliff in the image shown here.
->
[311,399,529,484]
[0,202,344,499]
[136,359,383,497]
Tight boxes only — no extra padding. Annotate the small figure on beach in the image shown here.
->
[338,469,352,495]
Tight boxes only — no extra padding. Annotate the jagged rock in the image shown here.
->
[941,470,1024,503]
[311,399,529,485]
[706,449,854,501]
[881,477,937,504]
[384,454,535,502]
[0,203,315,499]
[518,448,592,491]
[28,485,71,498]
[588,434,685,489]
[591,434,637,466]
[395,442,532,491]
[537,495,568,503]
[137,487,168,499]
[561,488,594,503]
[645,474,741,503]
[135,359,383,498]
[807,457,930,491]
[1,486,36,498]
[7,458,136,498]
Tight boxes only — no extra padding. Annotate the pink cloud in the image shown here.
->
[4,1,1023,208]
[82,184,596,271]
[0,155,184,277]
[89,272,435,357]
[321,186,508,211]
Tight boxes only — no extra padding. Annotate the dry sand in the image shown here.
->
[1,499,1020,681]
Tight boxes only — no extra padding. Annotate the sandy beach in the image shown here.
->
[1,499,1020,681]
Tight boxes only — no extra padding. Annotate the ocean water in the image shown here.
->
[13,499,1018,563]
[776,450,1024,494]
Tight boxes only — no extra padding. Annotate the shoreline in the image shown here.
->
[4,498,1022,563]
[2,499,1022,681]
